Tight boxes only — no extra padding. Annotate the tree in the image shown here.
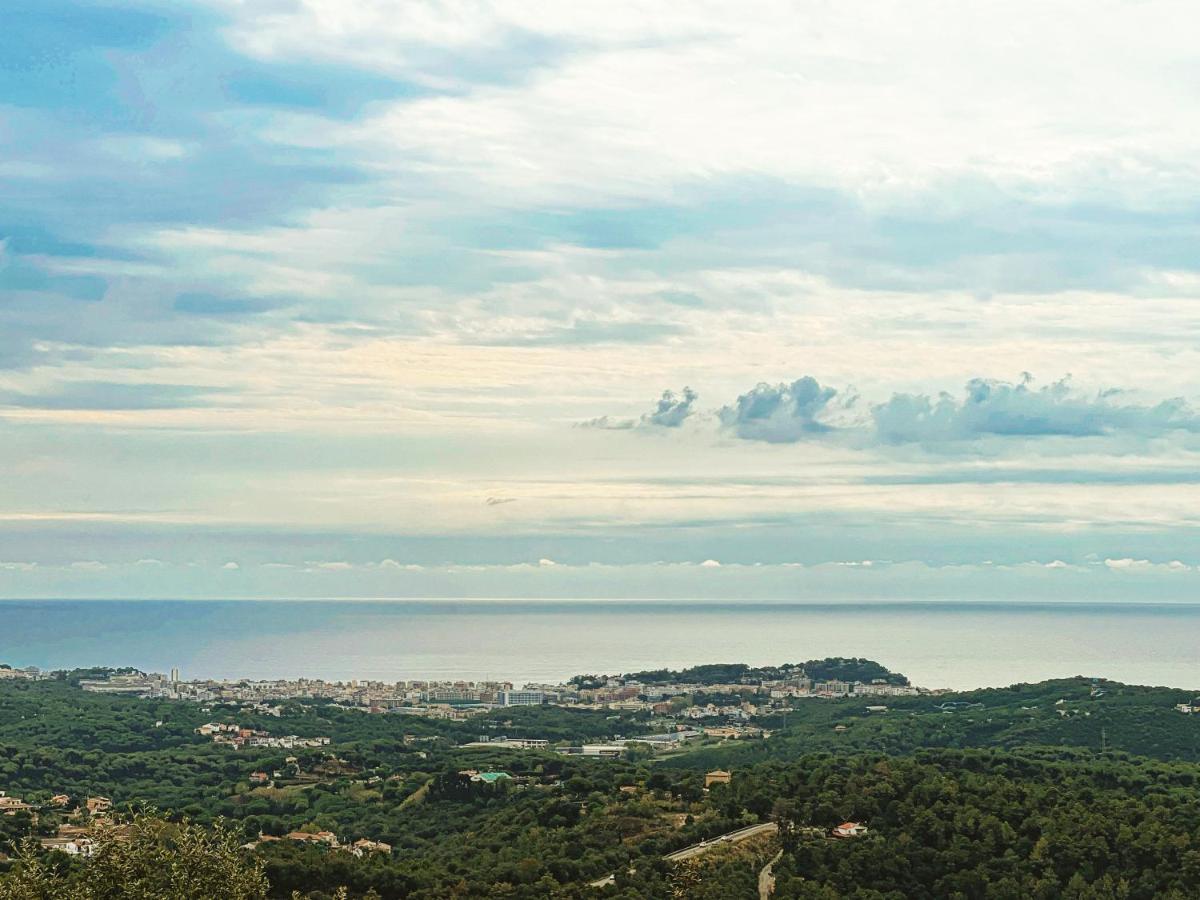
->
[771,799,802,854]
[0,812,267,900]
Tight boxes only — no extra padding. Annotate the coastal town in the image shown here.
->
[20,662,935,758]
[62,664,924,715]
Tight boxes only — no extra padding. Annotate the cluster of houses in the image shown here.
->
[37,815,127,858]
[1,791,109,820]
[195,722,331,750]
[464,718,770,760]
[0,795,121,858]
[243,831,391,857]
[5,781,392,862]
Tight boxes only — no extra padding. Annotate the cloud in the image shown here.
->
[872,376,1200,444]
[378,559,422,570]
[653,373,1200,445]
[581,386,697,431]
[641,386,697,428]
[1103,557,1191,573]
[718,377,840,443]
[6,1,1200,608]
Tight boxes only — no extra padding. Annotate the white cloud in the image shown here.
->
[378,559,424,570]
[225,2,1200,208]
[1104,557,1192,573]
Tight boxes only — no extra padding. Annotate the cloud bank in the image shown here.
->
[872,377,1200,444]
[598,375,1200,446]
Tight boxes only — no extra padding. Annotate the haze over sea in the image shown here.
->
[2,599,1199,691]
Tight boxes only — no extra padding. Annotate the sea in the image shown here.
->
[1,599,1199,691]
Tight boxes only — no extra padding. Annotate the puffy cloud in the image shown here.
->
[641,387,697,428]
[872,376,1200,444]
[717,377,839,443]
[581,386,697,430]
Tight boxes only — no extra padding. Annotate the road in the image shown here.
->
[590,821,778,887]
[664,821,778,862]
[758,848,783,899]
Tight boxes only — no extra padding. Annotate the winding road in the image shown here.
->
[758,848,783,899]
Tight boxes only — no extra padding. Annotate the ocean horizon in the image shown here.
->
[3,598,1199,691]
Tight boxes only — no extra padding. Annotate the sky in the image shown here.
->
[3,0,1200,600]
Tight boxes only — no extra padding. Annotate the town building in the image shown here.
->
[500,690,545,706]
[704,770,732,788]
[833,822,868,838]
[351,838,392,856]
[561,744,625,758]
[0,795,32,814]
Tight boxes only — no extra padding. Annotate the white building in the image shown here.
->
[500,690,545,706]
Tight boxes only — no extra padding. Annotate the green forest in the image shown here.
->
[2,668,1200,898]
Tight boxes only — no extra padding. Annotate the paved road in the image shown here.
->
[589,821,779,887]
[758,848,783,899]
[664,821,778,862]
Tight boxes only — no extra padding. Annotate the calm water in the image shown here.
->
[1,599,1199,690]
